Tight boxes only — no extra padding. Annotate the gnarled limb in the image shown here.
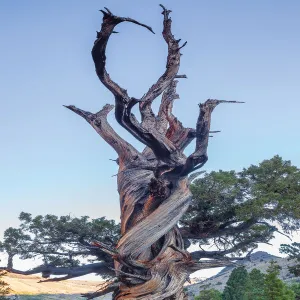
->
[140,5,186,125]
[92,6,189,161]
[93,8,154,99]
[180,99,244,175]
[188,259,234,273]
[64,104,140,164]
[157,79,194,152]
[0,262,114,279]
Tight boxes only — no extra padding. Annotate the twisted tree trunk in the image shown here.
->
[65,5,240,299]
[114,163,191,299]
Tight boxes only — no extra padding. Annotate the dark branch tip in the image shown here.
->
[175,75,187,79]
[104,7,113,15]
[99,7,113,17]
[159,4,172,16]
[178,41,187,51]
[199,99,245,108]
[99,9,108,16]
[63,105,75,109]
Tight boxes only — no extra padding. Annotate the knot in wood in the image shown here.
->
[149,178,170,198]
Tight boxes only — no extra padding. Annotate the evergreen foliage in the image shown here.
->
[263,260,295,300]
[222,266,250,300]
[195,262,296,300]
[247,268,266,300]
[182,156,300,258]
[289,283,300,300]
[195,288,222,300]
[280,243,300,277]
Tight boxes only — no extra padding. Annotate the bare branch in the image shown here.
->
[93,8,154,99]
[90,241,118,257]
[64,104,140,162]
[156,80,179,135]
[109,267,150,281]
[155,80,194,152]
[90,6,194,161]
[180,99,244,175]
[140,5,186,123]
[188,259,234,273]
[175,74,187,78]
[0,262,114,279]
[188,171,206,184]
[256,221,292,241]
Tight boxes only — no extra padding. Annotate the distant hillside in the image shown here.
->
[2,273,112,300]
[187,251,299,299]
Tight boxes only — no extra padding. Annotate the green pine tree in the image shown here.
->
[247,268,266,300]
[195,288,222,300]
[264,260,295,300]
[222,266,250,300]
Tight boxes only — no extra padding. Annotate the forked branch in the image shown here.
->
[140,4,187,124]
[180,99,244,175]
[92,6,187,160]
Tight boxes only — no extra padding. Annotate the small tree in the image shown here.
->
[0,227,30,270]
[222,266,250,300]
[0,271,10,299]
[247,268,266,300]
[195,288,222,300]
[264,260,295,300]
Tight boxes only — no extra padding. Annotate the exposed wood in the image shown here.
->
[62,5,242,300]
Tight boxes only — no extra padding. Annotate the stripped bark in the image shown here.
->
[63,5,242,300]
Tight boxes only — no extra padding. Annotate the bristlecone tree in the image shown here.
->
[62,5,242,299]
[0,6,274,300]
[8,5,300,300]
[63,6,241,299]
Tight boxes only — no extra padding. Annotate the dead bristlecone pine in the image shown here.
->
[65,5,242,300]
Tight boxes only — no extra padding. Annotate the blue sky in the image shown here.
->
[1,0,300,264]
